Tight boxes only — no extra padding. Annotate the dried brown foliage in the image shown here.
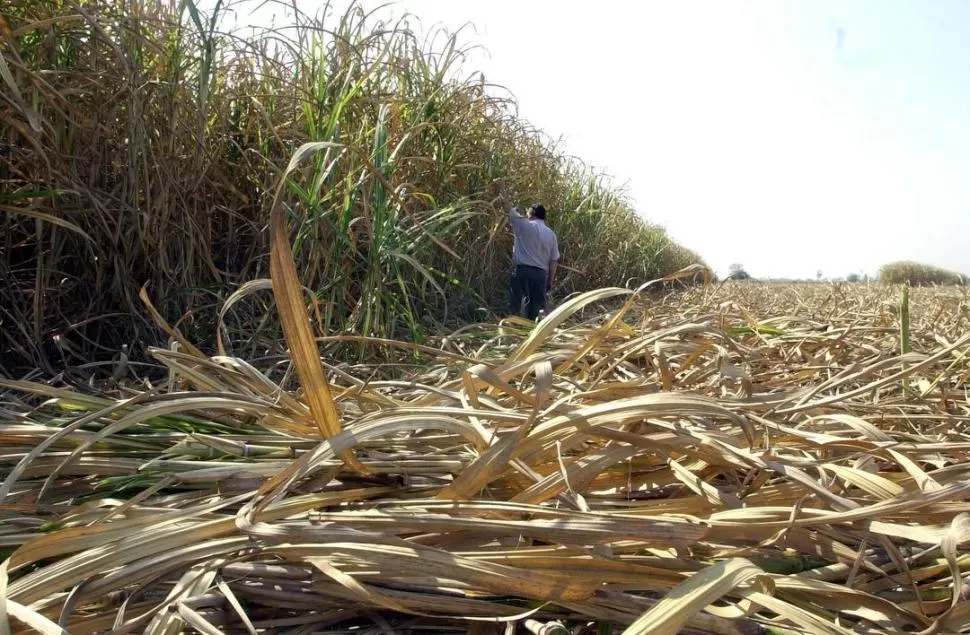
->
[3,276,970,633]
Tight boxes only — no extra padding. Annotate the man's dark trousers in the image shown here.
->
[510,264,547,321]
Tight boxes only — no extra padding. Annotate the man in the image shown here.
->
[494,188,560,321]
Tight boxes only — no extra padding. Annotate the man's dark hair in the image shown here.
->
[530,204,547,220]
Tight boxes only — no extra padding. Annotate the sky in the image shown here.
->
[205,0,970,280]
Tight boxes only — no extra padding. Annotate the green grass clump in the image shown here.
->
[0,0,704,376]
[878,261,966,287]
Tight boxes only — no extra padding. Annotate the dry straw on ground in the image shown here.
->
[4,245,970,634]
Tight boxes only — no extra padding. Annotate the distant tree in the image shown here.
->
[878,260,966,286]
[728,263,751,280]
[816,270,823,282]
[846,273,860,283]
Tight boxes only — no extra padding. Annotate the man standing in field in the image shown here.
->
[493,185,560,321]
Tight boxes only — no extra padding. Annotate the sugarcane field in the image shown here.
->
[3,1,970,633]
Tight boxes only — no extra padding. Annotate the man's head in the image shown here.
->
[528,204,547,220]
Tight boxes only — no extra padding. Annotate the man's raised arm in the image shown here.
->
[491,185,527,229]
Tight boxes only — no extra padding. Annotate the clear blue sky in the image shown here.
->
[211,0,970,280]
